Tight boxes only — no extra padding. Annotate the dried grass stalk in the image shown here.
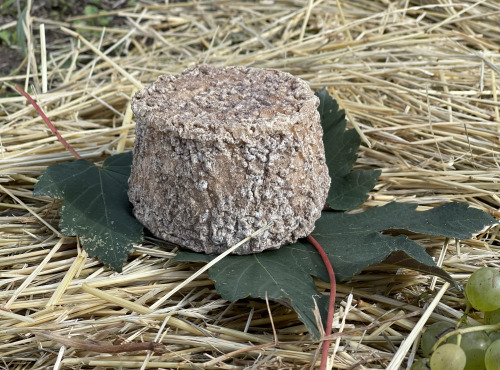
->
[1,0,499,368]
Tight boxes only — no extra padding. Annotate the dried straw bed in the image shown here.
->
[1,1,499,369]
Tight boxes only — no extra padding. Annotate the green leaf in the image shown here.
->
[315,88,381,210]
[1,0,16,11]
[381,250,460,289]
[328,170,381,210]
[175,244,327,339]
[0,30,11,46]
[16,7,28,56]
[176,202,496,339]
[84,5,99,16]
[97,10,113,27]
[309,202,496,281]
[33,152,143,272]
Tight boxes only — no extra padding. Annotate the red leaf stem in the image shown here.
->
[15,84,82,159]
[307,234,336,370]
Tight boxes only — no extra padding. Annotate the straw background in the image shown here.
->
[1,0,499,368]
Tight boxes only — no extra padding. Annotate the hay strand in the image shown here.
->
[1,1,499,368]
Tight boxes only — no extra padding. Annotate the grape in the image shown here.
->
[485,308,500,325]
[430,343,466,370]
[485,339,500,370]
[490,331,500,343]
[466,267,500,312]
[448,329,491,370]
[410,358,429,369]
[421,321,454,358]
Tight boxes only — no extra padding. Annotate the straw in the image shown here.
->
[1,1,499,368]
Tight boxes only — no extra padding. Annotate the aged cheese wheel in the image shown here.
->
[128,65,330,254]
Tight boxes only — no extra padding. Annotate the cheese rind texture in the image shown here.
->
[128,65,331,254]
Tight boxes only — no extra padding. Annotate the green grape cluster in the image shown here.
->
[418,322,491,370]
[412,267,500,370]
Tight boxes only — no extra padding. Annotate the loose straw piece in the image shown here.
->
[427,0,486,33]
[40,24,47,93]
[0,184,61,237]
[299,0,315,42]
[116,89,137,153]
[46,249,88,307]
[82,283,152,314]
[386,282,450,370]
[60,26,144,90]
[53,345,65,370]
[5,238,65,309]
[82,283,204,335]
[82,284,204,335]
[150,223,273,310]
[331,293,353,367]
[0,308,35,323]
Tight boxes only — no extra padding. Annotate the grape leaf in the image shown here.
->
[307,202,496,282]
[33,152,143,272]
[316,88,381,211]
[174,244,327,339]
[176,202,495,339]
